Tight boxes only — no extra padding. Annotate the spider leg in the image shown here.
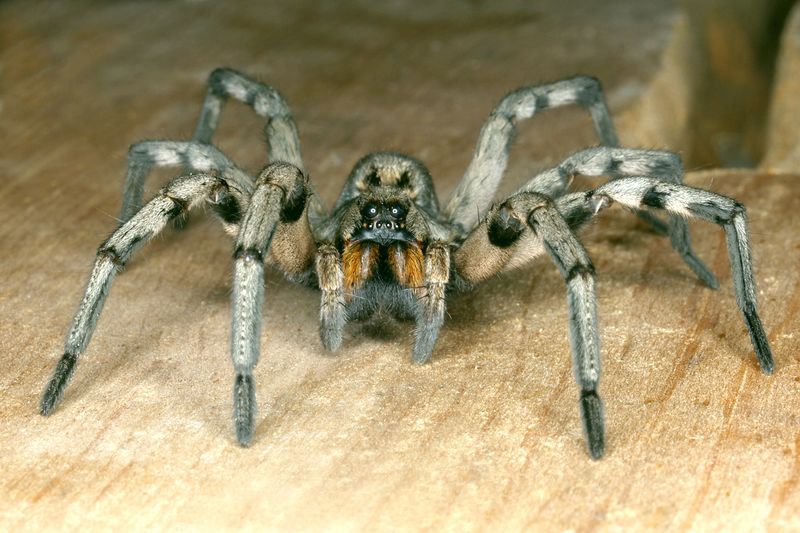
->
[193,68,304,170]
[120,141,252,225]
[453,193,605,458]
[121,67,312,225]
[445,76,618,232]
[412,241,450,364]
[315,244,346,351]
[229,162,315,446]
[40,173,238,416]
[556,178,774,373]
[520,147,719,288]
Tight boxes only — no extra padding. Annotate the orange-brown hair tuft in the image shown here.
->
[342,242,379,296]
[388,242,424,289]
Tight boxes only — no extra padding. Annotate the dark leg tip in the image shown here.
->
[683,253,719,289]
[39,394,58,416]
[411,336,435,365]
[756,347,775,375]
[695,265,720,290]
[236,429,253,448]
[233,373,256,447]
[751,324,775,375]
[580,390,605,460]
[320,326,343,352]
[743,309,775,375]
[40,352,77,416]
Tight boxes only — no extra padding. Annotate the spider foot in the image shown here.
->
[684,253,720,289]
[412,241,449,365]
[412,298,446,365]
[744,308,775,374]
[40,352,78,416]
[233,373,256,447]
[580,389,605,460]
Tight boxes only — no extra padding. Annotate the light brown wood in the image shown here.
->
[2,2,799,531]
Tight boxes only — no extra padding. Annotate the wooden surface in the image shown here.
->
[2,1,800,531]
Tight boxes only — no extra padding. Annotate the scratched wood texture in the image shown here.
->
[2,1,799,531]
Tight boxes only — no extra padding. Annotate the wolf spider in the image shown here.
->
[40,68,774,459]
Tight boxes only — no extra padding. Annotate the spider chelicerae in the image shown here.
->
[40,68,774,459]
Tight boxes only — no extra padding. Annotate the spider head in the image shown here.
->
[337,189,428,292]
[334,154,436,291]
[351,200,414,246]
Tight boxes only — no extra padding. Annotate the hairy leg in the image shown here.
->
[316,244,346,351]
[121,68,309,225]
[520,147,719,288]
[40,173,237,416]
[445,76,618,232]
[120,141,252,225]
[454,192,605,458]
[556,178,774,373]
[193,68,304,170]
[229,162,315,446]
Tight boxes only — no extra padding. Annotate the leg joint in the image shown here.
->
[642,188,667,209]
[97,246,126,269]
[208,67,237,98]
[163,194,188,219]
[567,262,596,282]
[211,192,242,224]
[279,177,308,223]
[127,142,154,165]
[488,206,524,248]
[233,246,265,264]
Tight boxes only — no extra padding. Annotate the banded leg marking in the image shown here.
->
[40,174,231,416]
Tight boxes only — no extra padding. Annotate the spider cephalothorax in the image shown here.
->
[338,186,430,294]
[41,68,774,459]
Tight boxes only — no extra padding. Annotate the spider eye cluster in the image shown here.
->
[355,201,412,243]
[360,202,406,221]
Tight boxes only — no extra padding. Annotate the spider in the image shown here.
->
[40,68,774,459]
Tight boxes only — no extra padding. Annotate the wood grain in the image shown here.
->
[1,1,799,531]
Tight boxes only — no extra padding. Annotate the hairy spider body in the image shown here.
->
[41,68,774,459]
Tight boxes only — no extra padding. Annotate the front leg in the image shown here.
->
[315,244,346,351]
[229,162,316,446]
[454,193,605,459]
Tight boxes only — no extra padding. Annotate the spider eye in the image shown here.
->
[362,204,379,219]
[389,205,406,218]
